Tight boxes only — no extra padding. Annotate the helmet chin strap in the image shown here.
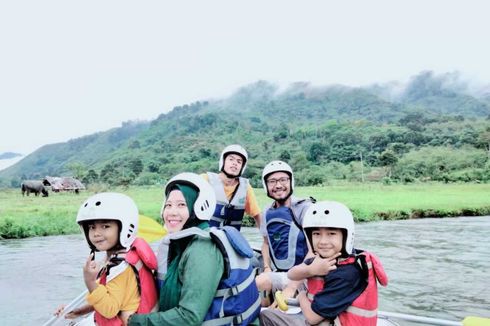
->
[221,168,240,179]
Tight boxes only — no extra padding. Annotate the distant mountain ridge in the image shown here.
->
[1,71,489,187]
[0,152,22,160]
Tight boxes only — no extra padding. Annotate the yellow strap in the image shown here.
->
[463,316,490,326]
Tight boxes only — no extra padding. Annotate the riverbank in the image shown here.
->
[1,183,489,238]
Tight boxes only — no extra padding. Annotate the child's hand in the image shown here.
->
[83,253,99,291]
[53,304,66,317]
[65,305,93,319]
[309,253,340,276]
[53,304,91,319]
[65,307,85,319]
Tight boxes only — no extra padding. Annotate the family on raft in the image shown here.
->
[54,144,388,326]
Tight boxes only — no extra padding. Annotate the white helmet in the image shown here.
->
[163,172,216,221]
[262,160,295,196]
[302,201,355,257]
[76,192,139,251]
[219,144,248,176]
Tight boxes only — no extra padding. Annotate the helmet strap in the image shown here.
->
[221,168,240,179]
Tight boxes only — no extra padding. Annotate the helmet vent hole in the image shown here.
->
[95,201,101,206]
[324,210,330,214]
[84,203,88,207]
[129,224,135,229]
[312,210,317,215]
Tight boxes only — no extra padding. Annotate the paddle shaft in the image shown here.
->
[42,290,88,326]
[284,297,464,326]
[379,311,461,326]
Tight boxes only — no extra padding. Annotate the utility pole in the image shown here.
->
[360,151,365,183]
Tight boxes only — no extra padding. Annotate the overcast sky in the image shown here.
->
[1,0,490,156]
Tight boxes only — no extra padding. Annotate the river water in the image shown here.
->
[1,216,489,325]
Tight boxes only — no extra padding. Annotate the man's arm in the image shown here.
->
[261,236,272,271]
[245,184,261,226]
[252,213,261,229]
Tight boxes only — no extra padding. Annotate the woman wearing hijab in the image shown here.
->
[129,172,259,325]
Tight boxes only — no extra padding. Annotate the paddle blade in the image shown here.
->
[138,215,167,243]
[463,316,490,326]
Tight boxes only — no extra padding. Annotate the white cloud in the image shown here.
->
[1,0,489,154]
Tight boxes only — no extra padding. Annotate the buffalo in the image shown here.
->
[21,180,49,197]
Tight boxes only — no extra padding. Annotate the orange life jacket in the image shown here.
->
[94,238,158,326]
[306,251,388,326]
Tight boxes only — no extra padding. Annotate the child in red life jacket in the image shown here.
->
[260,201,388,326]
[55,193,158,326]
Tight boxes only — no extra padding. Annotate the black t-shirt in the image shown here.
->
[305,257,368,320]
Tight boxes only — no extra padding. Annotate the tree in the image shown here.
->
[378,150,398,178]
[477,131,490,159]
[307,142,327,163]
[128,158,144,176]
[82,169,99,185]
[66,162,86,179]
[279,150,291,161]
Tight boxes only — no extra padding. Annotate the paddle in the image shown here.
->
[42,215,167,326]
[274,291,490,326]
[138,214,167,243]
[379,311,490,326]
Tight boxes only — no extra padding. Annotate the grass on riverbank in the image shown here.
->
[1,183,489,239]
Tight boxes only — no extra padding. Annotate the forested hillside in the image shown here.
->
[1,71,489,188]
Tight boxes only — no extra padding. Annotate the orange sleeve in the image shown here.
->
[200,173,209,182]
[245,184,261,217]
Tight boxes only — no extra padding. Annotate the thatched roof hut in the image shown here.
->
[43,176,86,192]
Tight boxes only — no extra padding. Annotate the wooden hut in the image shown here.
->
[43,176,86,193]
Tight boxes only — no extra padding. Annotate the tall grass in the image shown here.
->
[1,183,489,239]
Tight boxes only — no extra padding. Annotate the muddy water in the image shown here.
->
[1,216,488,325]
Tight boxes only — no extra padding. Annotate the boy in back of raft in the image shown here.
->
[260,201,388,326]
[55,192,158,325]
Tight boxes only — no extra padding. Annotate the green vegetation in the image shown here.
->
[1,183,489,239]
[1,72,489,189]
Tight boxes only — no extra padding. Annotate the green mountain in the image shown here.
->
[1,72,489,188]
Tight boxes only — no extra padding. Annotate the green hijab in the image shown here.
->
[166,183,203,229]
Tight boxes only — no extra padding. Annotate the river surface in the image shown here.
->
[1,216,489,325]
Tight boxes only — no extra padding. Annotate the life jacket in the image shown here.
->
[263,197,312,271]
[306,250,388,326]
[156,226,261,325]
[207,172,248,231]
[94,238,158,326]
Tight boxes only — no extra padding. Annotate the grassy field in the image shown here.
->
[1,183,490,239]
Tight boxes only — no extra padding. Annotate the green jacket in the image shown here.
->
[129,235,224,326]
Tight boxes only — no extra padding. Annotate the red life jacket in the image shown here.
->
[94,238,158,326]
[306,251,388,326]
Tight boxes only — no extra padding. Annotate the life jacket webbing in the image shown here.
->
[134,259,143,271]
[210,216,242,226]
[158,227,260,325]
[345,305,377,318]
[201,294,261,326]
[215,267,256,297]
[207,172,247,208]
